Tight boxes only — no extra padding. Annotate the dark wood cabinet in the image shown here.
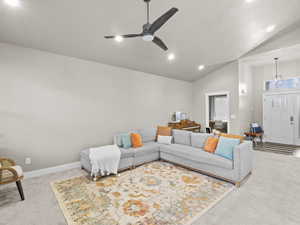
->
[168,120,201,132]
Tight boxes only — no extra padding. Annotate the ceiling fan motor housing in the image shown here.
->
[143,23,152,33]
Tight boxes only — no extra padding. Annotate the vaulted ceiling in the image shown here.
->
[1,0,300,81]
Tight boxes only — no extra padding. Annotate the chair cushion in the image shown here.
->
[131,133,143,148]
[160,144,233,170]
[191,133,213,148]
[173,129,192,146]
[1,165,23,180]
[215,137,240,160]
[139,128,157,143]
[134,142,160,157]
[11,166,23,177]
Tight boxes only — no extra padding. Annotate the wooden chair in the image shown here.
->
[0,157,25,201]
[244,123,264,146]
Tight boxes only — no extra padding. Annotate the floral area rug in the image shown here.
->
[51,161,234,225]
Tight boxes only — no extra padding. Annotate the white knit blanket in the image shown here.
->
[89,145,121,176]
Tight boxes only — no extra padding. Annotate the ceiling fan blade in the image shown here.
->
[104,34,142,39]
[149,8,178,34]
[152,36,168,51]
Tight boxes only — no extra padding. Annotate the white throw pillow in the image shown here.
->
[157,135,173,145]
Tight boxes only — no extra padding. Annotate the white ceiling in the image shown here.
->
[1,0,300,81]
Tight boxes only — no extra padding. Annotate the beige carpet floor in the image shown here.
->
[0,151,300,225]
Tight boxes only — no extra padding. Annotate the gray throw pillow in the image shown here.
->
[173,129,192,146]
[191,133,213,148]
[139,128,157,143]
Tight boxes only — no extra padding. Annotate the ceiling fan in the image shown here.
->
[104,0,178,51]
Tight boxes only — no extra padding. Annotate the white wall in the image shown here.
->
[192,62,240,134]
[252,59,300,125]
[0,43,192,171]
[238,62,254,133]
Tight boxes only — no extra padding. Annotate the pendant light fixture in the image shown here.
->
[274,57,282,81]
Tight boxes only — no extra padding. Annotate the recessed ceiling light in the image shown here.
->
[114,35,124,43]
[167,53,175,61]
[4,0,20,7]
[198,65,205,71]
[245,0,255,3]
[266,25,276,33]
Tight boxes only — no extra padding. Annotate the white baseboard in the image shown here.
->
[24,161,81,179]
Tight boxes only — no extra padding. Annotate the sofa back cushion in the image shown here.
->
[220,133,244,142]
[139,128,157,143]
[215,136,240,160]
[173,129,192,146]
[191,133,213,148]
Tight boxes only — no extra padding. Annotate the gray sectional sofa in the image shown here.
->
[80,128,253,186]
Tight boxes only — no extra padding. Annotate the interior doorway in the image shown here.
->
[205,92,230,133]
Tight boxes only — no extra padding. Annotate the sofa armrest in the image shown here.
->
[0,167,19,185]
[233,141,253,181]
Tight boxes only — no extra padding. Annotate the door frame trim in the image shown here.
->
[205,91,231,133]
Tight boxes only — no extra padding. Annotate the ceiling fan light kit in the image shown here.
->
[142,34,154,42]
[104,0,178,51]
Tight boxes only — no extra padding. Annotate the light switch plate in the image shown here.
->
[25,157,31,165]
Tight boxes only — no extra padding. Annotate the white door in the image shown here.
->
[263,94,294,145]
[294,94,300,145]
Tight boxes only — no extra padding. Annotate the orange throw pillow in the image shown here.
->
[204,137,219,153]
[156,126,172,140]
[220,133,244,142]
[131,133,143,148]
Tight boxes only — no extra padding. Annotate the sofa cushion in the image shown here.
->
[114,130,139,147]
[191,133,213,148]
[131,133,143,148]
[156,126,172,139]
[215,137,240,160]
[120,148,135,158]
[220,133,245,142]
[160,144,233,170]
[157,135,172,145]
[121,134,132,149]
[114,134,123,147]
[134,142,160,157]
[139,128,157,143]
[204,137,219,153]
[173,130,192,146]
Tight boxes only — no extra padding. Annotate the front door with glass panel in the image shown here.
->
[263,93,300,145]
